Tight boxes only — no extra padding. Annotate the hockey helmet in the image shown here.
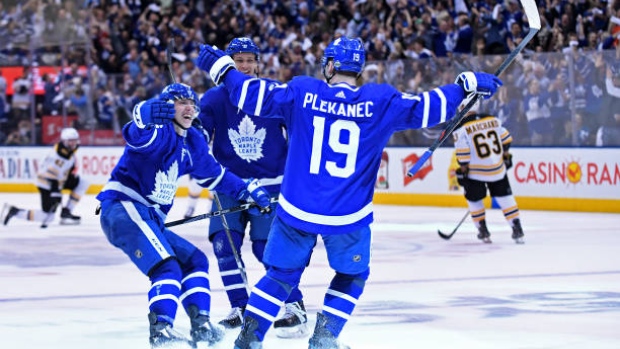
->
[160,83,200,115]
[60,127,79,141]
[321,37,366,76]
[226,37,260,59]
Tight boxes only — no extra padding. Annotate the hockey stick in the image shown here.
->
[407,0,540,177]
[164,197,278,227]
[438,210,469,240]
[167,38,176,83]
[213,192,252,294]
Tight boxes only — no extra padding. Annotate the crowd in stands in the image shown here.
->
[0,0,619,146]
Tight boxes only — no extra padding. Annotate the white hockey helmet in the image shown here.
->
[60,127,79,141]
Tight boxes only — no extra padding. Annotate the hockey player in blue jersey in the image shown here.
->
[198,37,308,337]
[196,37,502,349]
[96,83,272,349]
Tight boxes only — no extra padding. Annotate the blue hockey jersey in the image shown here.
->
[96,121,247,220]
[223,71,466,234]
[199,83,287,194]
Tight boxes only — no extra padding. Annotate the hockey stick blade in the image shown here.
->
[407,0,540,177]
[165,197,278,228]
[438,210,469,240]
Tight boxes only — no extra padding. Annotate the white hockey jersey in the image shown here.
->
[36,143,78,190]
[453,114,512,182]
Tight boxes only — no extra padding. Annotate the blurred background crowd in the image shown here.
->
[0,0,619,147]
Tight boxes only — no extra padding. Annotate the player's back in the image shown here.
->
[278,77,400,234]
[453,114,512,182]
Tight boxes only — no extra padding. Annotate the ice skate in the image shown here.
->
[219,306,244,329]
[274,300,309,338]
[148,312,194,349]
[187,305,224,346]
[234,315,263,349]
[308,313,350,349]
[512,219,525,244]
[60,208,81,225]
[2,204,20,226]
[476,220,492,243]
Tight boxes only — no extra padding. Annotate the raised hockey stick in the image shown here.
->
[164,197,278,227]
[213,192,252,294]
[407,0,541,177]
[167,38,176,83]
[438,210,469,240]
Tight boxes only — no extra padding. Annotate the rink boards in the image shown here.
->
[0,146,618,213]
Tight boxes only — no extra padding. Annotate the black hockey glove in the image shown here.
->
[504,153,513,170]
[455,166,469,187]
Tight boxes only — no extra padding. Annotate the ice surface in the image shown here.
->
[1,193,619,349]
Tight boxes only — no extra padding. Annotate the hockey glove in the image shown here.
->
[504,153,513,170]
[196,45,236,85]
[455,166,469,187]
[133,98,175,129]
[455,72,503,100]
[237,178,271,215]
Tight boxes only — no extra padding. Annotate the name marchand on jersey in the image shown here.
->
[464,118,500,135]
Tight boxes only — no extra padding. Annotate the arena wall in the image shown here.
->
[1,147,618,213]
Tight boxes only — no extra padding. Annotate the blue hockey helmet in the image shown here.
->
[160,83,200,115]
[226,37,260,59]
[321,37,366,76]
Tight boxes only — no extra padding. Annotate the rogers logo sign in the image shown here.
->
[80,155,120,176]
[402,153,432,186]
[514,160,620,185]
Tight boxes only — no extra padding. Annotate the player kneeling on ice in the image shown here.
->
[196,36,502,349]
[96,83,272,349]
[2,127,87,228]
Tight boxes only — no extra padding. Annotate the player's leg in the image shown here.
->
[2,187,59,227]
[235,216,314,348]
[463,179,491,243]
[308,227,371,349]
[249,209,309,338]
[167,230,224,346]
[60,174,87,224]
[99,199,193,348]
[209,193,248,328]
[184,177,203,218]
[489,176,524,244]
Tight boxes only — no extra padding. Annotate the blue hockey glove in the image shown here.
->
[133,98,175,129]
[455,72,503,100]
[196,45,236,85]
[237,178,271,215]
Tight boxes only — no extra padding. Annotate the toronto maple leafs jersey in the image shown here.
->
[199,83,287,194]
[96,121,247,220]
[454,114,512,182]
[222,71,466,234]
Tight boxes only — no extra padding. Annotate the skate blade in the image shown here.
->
[480,237,492,244]
[514,237,525,244]
[274,323,310,339]
[60,219,81,225]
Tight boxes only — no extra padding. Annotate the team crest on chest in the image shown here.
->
[147,161,179,205]
[228,115,266,162]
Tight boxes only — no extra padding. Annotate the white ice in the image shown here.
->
[1,193,619,349]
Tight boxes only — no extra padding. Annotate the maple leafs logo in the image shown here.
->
[147,161,179,205]
[228,115,266,163]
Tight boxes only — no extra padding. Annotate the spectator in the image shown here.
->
[596,112,620,146]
